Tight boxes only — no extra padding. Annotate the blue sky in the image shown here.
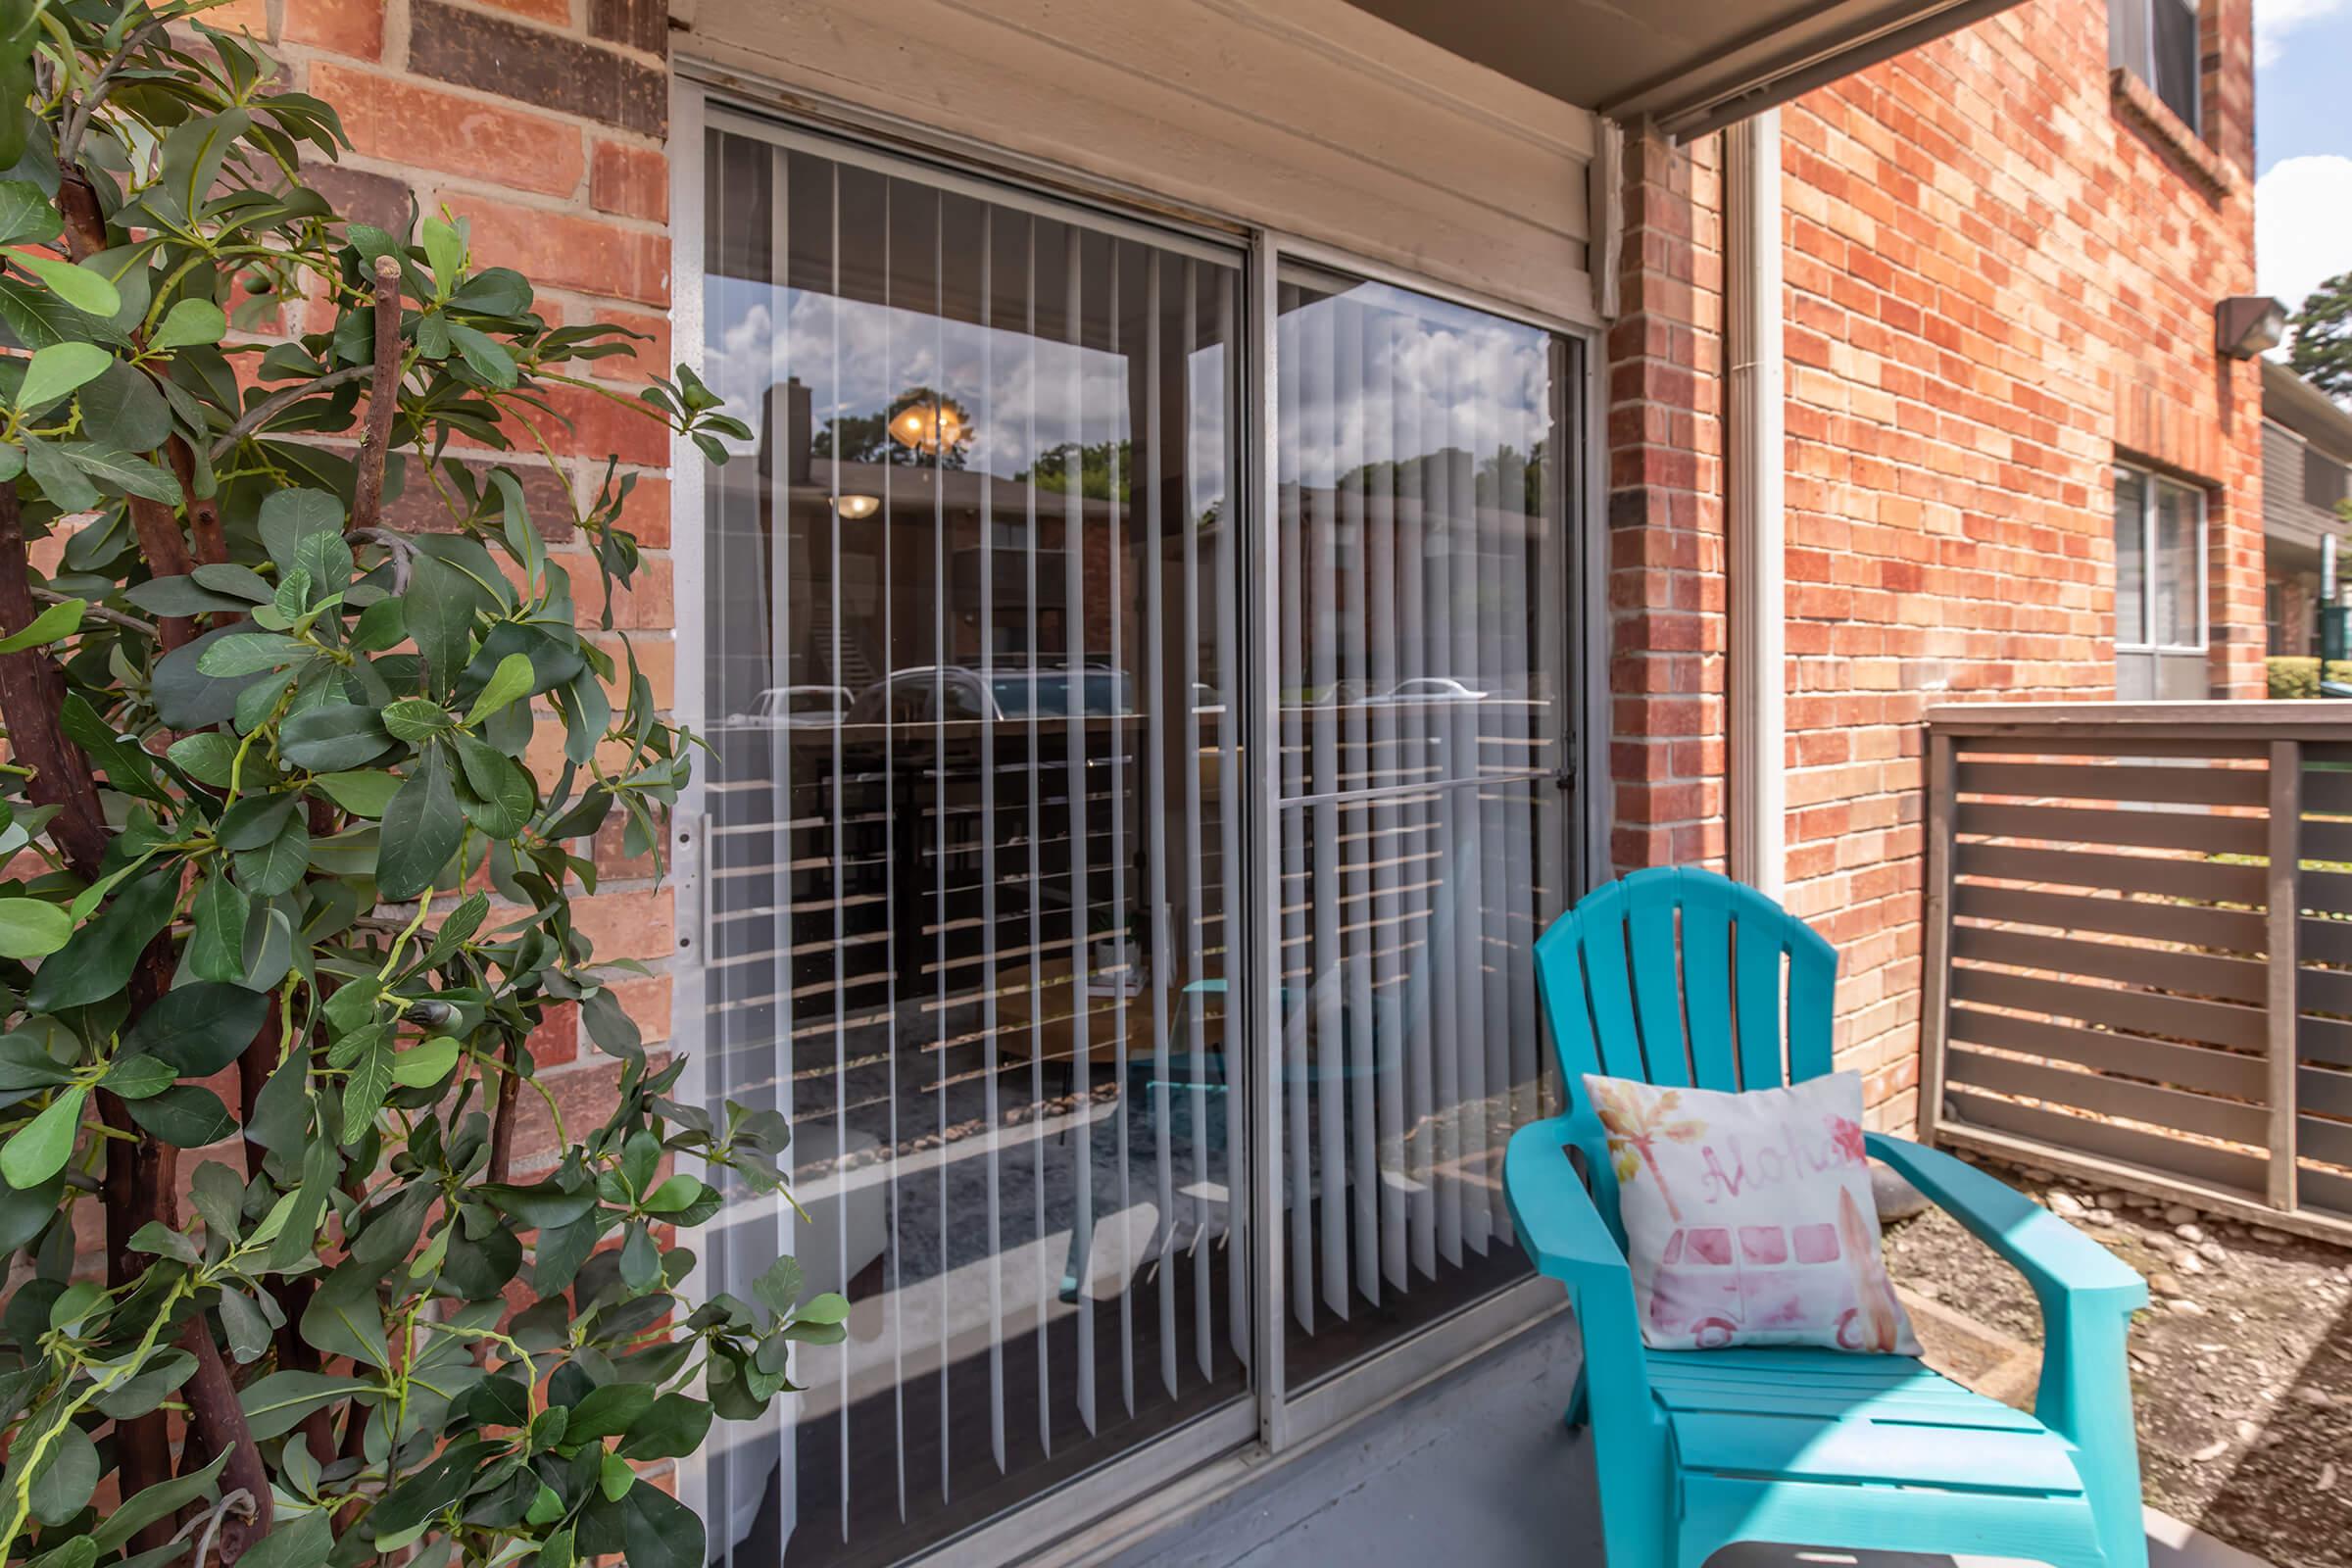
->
[2254,0,2352,318]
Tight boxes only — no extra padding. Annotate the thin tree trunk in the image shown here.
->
[0,490,106,878]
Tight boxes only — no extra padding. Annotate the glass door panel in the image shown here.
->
[698,122,1249,1566]
[1272,270,1573,1390]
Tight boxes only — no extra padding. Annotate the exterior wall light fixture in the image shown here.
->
[2216,294,2287,360]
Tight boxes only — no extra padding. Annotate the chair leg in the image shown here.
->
[1564,1363,1590,1434]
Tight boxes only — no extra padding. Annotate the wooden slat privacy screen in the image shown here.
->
[1920,703,2352,1244]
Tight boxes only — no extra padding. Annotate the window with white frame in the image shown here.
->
[2109,0,2203,132]
[2113,464,2206,651]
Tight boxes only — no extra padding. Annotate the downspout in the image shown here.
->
[1726,110,1786,899]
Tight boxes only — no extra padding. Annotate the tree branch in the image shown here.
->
[57,19,166,171]
[174,1320,272,1559]
[167,438,229,566]
[207,366,372,464]
[34,584,154,636]
[349,258,403,533]
[123,497,198,649]
[487,1032,524,1185]
[344,526,415,595]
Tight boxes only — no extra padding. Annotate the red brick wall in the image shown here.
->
[225,0,679,1171]
[1607,0,2263,1128]
[1607,124,1727,875]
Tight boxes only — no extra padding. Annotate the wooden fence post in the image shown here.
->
[2267,738,2300,1215]
[1918,725,1955,1144]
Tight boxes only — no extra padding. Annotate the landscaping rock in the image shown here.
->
[1870,1160,1931,1223]
[1880,1152,2352,1568]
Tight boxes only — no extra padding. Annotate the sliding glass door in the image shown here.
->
[689,108,1584,1566]
[696,120,1249,1566]
[1271,268,1572,1389]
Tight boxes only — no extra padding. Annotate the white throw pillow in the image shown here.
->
[1584,1069,1920,1355]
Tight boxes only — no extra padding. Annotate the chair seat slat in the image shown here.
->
[1668,1410,2087,1494]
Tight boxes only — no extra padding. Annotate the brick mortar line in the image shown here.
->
[398,0,668,66]
[288,45,674,157]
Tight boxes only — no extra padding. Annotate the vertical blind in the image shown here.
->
[700,124,1249,1566]
[697,117,1584,1565]
[1273,270,1569,1386]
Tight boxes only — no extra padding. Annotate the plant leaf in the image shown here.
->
[312,768,401,817]
[580,1474,704,1568]
[15,340,111,412]
[389,1036,460,1088]
[152,297,227,350]
[122,981,270,1077]
[340,1029,395,1141]
[0,182,58,247]
[24,867,176,1011]
[122,1084,235,1149]
[13,251,118,316]
[616,1393,711,1461]
[1,1087,85,1189]
[196,631,308,677]
[26,1417,100,1525]
[564,1381,655,1445]
[187,872,251,985]
[0,897,69,959]
[98,1053,175,1100]
[66,442,182,504]
[0,597,79,654]
[376,747,463,901]
[465,651,534,725]
[280,704,393,771]
[239,1372,373,1442]
[299,1266,390,1370]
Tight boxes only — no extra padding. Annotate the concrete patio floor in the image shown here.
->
[1104,1315,2271,1568]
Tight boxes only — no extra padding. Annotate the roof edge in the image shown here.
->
[2264,358,2352,458]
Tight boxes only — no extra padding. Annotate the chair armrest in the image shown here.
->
[1505,1115,1657,1433]
[1866,1133,2147,1311]
[1505,1116,1629,1286]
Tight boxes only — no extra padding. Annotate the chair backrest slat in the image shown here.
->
[1788,936,1838,1084]
[1531,866,1841,1236]
[1574,885,1650,1083]
[1627,893,1689,1088]
[1676,877,1740,1092]
[1733,906,1787,1092]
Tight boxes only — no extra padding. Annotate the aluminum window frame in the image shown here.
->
[2109,0,2204,135]
[2113,461,2210,655]
[669,67,1607,1562]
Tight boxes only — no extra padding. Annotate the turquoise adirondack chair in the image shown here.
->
[1505,867,2149,1568]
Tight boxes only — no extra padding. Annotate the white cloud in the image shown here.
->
[2256,0,2350,66]
[2257,155,2352,326]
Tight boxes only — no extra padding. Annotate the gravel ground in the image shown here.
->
[1879,1159,2352,1568]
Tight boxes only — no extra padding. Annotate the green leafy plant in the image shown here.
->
[0,5,834,1564]
[2266,657,2352,700]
